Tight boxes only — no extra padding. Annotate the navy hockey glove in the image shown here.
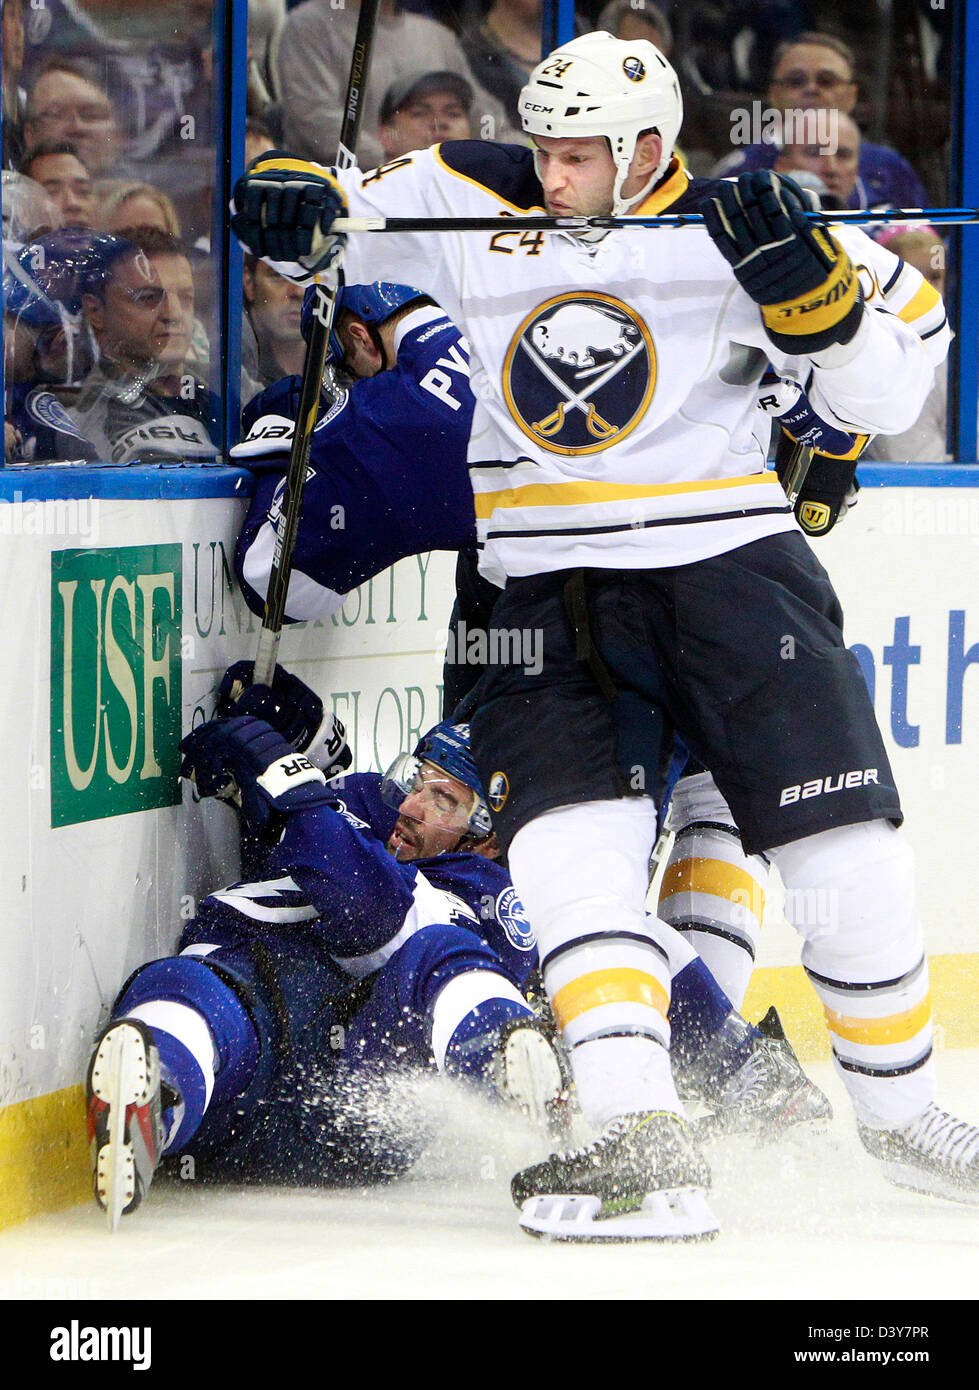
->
[180,715,329,834]
[776,439,860,536]
[703,171,863,354]
[230,151,347,277]
[216,661,353,778]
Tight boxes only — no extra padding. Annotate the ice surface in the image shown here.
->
[1,1051,977,1303]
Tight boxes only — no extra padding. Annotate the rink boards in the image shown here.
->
[0,464,976,1225]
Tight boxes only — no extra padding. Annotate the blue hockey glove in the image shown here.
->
[180,715,329,834]
[703,171,863,354]
[216,662,353,777]
[230,151,347,277]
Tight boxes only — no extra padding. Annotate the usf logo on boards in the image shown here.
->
[50,545,182,827]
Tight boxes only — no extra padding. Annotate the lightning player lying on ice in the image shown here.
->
[229,30,979,1242]
[85,669,826,1227]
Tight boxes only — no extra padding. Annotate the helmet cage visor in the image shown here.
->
[381,753,492,839]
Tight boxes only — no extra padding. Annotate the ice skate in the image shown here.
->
[86,1020,167,1231]
[512,1110,719,1242]
[696,1006,833,1144]
[490,1016,573,1136]
[859,1103,979,1206]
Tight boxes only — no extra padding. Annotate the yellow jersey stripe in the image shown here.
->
[660,857,766,918]
[823,995,932,1046]
[630,159,691,216]
[897,279,942,325]
[551,968,669,1028]
[472,472,777,520]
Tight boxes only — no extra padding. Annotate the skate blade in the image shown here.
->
[879,1161,979,1208]
[90,1024,153,1232]
[501,1030,567,1130]
[517,1188,719,1243]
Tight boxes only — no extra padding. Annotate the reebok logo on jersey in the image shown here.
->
[779,767,878,806]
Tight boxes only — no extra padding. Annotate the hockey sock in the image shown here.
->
[431,972,533,1080]
[658,772,768,1010]
[670,957,761,1087]
[509,798,683,1127]
[770,820,935,1128]
[123,1002,215,1152]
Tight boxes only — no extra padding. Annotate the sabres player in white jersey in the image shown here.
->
[230,32,977,1240]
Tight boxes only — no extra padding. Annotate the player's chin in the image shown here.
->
[387,826,420,860]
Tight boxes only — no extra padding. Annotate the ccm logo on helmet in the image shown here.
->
[524,103,554,113]
[779,768,878,807]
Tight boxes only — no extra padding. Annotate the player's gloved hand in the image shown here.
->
[180,715,330,834]
[230,151,347,277]
[216,661,353,777]
[774,431,860,536]
[703,171,863,354]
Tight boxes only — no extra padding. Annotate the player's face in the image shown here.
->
[26,152,95,227]
[387,762,477,861]
[533,135,618,217]
[147,252,195,372]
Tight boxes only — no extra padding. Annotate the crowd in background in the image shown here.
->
[1,0,955,465]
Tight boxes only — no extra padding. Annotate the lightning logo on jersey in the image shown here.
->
[502,293,656,455]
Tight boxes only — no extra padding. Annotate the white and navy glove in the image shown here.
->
[180,716,332,836]
[703,171,864,355]
[230,151,347,280]
[216,660,353,778]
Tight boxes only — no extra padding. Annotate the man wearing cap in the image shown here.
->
[378,71,474,161]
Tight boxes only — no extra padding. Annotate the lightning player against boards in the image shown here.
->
[231,33,977,1240]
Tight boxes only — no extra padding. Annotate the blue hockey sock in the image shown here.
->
[443,998,533,1082]
[670,957,762,1084]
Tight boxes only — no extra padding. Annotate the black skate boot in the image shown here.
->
[490,1016,573,1137]
[696,1006,833,1143]
[86,1019,170,1230]
[511,1110,718,1241]
[859,1103,979,1206]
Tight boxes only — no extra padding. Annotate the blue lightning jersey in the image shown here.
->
[181,772,537,990]
[232,305,478,621]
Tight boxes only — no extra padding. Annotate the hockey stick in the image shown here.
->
[331,205,979,234]
[779,441,816,507]
[250,0,381,687]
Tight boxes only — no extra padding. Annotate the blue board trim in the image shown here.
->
[0,466,255,502]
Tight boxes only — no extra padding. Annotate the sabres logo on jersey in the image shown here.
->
[502,293,655,455]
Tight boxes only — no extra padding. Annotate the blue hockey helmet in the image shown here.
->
[381,720,492,840]
[3,228,101,384]
[301,280,427,365]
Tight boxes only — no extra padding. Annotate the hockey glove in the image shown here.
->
[180,715,330,835]
[216,661,353,778]
[703,171,863,355]
[773,430,860,536]
[230,151,347,278]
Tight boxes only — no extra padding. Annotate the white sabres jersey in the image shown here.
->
[315,143,949,586]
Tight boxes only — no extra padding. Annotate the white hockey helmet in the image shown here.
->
[518,31,683,214]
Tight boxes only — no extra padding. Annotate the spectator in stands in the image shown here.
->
[458,0,542,127]
[276,0,517,168]
[712,31,929,211]
[377,72,474,161]
[70,226,219,465]
[23,57,123,179]
[95,180,182,238]
[20,141,96,228]
[242,254,306,393]
[2,0,26,169]
[245,115,276,169]
[863,225,949,464]
[774,110,862,211]
[596,0,673,55]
